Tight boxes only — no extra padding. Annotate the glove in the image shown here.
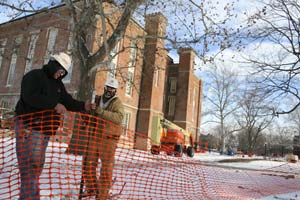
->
[54,103,67,114]
[95,107,104,116]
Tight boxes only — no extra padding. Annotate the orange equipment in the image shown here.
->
[150,116,195,157]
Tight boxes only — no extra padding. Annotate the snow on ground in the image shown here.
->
[1,137,300,199]
[194,152,300,200]
[260,191,300,200]
[193,152,286,170]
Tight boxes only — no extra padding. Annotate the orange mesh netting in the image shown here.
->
[1,110,300,200]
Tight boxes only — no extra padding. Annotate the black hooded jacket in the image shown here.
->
[15,60,85,134]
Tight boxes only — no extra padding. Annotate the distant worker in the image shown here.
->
[82,77,124,199]
[14,52,91,200]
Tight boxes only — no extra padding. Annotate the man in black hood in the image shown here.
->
[14,52,91,200]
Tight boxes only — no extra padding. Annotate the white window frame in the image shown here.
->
[7,54,18,86]
[125,71,134,96]
[128,42,137,69]
[108,62,117,79]
[0,38,7,72]
[7,35,22,86]
[125,43,137,96]
[107,42,119,78]
[122,112,131,136]
[44,27,58,64]
[24,32,39,74]
[63,32,74,83]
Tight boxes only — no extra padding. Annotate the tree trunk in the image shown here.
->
[65,68,96,155]
[65,0,144,155]
[220,119,226,153]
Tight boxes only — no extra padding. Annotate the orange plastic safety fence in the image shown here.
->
[0,110,300,200]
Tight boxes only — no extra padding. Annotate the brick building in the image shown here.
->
[0,3,203,149]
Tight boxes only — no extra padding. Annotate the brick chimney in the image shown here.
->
[135,13,168,150]
[178,48,196,71]
[175,48,202,137]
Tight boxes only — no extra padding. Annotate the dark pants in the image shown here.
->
[15,118,50,200]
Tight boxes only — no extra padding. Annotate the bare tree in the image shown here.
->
[202,65,240,152]
[267,124,294,145]
[0,0,241,153]
[286,105,300,135]
[242,0,300,114]
[0,0,147,99]
[236,87,274,153]
[264,124,294,156]
[0,0,241,99]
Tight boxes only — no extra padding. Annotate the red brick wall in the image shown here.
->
[164,48,203,141]
[0,6,77,108]
[136,13,168,150]
[92,14,146,134]
[0,5,203,149]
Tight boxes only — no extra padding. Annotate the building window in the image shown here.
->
[122,112,131,136]
[108,62,116,78]
[0,39,7,71]
[125,42,137,96]
[108,42,119,78]
[169,77,177,93]
[63,32,74,83]
[0,100,9,109]
[168,96,176,116]
[125,71,134,96]
[128,41,137,68]
[7,35,22,86]
[7,54,17,86]
[24,33,39,74]
[44,27,58,64]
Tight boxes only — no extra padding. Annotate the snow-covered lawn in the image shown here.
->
[194,152,300,200]
[194,152,286,170]
[1,137,300,199]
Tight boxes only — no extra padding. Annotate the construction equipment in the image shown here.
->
[150,116,194,157]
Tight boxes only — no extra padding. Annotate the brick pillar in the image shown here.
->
[135,13,168,150]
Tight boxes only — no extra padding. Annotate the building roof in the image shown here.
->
[0,1,145,32]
